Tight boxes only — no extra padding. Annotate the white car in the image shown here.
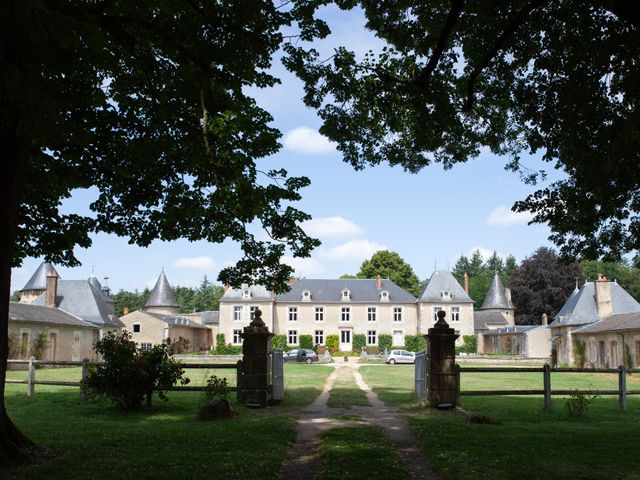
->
[385,350,416,364]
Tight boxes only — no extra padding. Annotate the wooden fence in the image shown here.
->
[456,364,640,411]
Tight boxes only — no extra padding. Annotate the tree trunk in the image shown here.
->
[0,116,32,465]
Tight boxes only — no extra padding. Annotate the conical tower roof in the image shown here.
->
[88,274,115,305]
[481,273,513,310]
[21,262,59,291]
[144,271,180,309]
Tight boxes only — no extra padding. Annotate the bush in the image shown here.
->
[169,336,191,354]
[216,344,242,355]
[572,339,586,368]
[31,332,49,360]
[216,333,226,349]
[378,334,392,351]
[405,335,427,352]
[565,389,598,417]
[352,334,366,351]
[326,334,339,353]
[82,331,189,410]
[623,343,633,369]
[457,335,477,354]
[299,334,313,350]
[202,375,231,403]
[272,334,287,351]
[8,333,20,359]
[315,345,327,355]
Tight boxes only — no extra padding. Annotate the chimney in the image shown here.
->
[505,287,512,304]
[541,313,548,325]
[376,275,382,289]
[595,274,613,318]
[123,306,130,315]
[45,270,58,307]
[288,277,298,287]
[463,272,469,294]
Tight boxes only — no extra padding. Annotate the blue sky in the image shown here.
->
[11,5,558,293]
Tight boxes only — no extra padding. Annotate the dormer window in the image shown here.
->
[242,289,252,299]
[441,291,452,300]
[341,288,351,301]
[301,290,312,301]
[379,290,390,302]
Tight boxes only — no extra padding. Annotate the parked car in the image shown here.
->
[386,350,415,364]
[283,349,319,364]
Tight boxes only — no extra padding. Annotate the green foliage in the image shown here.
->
[565,390,599,417]
[299,334,313,350]
[457,335,478,355]
[573,340,586,368]
[623,343,633,369]
[10,291,20,302]
[7,333,20,359]
[111,289,149,316]
[82,331,189,410]
[378,334,392,351]
[31,332,49,360]
[169,337,191,355]
[404,335,427,352]
[216,333,226,350]
[581,260,640,301]
[452,249,513,309]
[356,250,421,297]
[202,375,231,403]
[272,334,287,351]
[326,335,339,354]
[214,343,242,355]
[352,334,366,351]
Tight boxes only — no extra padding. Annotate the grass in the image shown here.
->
[326,367,369,408]
[2,363,332,480]
[318,426,409,480]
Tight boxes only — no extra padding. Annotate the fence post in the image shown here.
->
[543,363,551,411]
[236,359,244,403]
[81,358,89,400]
[271,349,284,402]
[455,363,461,406]
[619,365,627,412]
[27,356,36,397]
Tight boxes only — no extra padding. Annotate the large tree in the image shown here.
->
[508,247,581,324]
[285,1,640,260]
[356,250,421,297]
[1,1,326,462]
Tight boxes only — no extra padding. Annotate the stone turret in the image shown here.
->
[20,262,59,304]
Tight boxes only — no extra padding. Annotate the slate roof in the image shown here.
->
[549,281,640,328]
[572,312,640,334]
[20,262,59,291]
[481,273,513,310]
[485,325,538,335]
[145,271,180,309]
[33,280,123,328]
[9,301,97,328]
[222,285,274,301]
[474,310,509,330]
[418,271,473,303]
[199,311,219,325]
[144,312,211,330]
[275,278,417,303]
[88,274,116,305]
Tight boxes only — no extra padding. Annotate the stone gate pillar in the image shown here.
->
[425,310,459,408]
[239,307,273,408]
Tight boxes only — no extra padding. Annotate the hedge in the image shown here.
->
[405,335,427,352]
[299,334,313,350]
[352,334,366,351]
[378,334,392,351]
[326,334,339,353]
[272,334,287,351]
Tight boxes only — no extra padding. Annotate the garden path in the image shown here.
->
[277,364,440,480]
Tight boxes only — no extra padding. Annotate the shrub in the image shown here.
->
[299,334,313,350]
[31,332,49,360]
[457,335,478,354]
[216,343,242,355]
[565,389,598,417]
[203,375,231,403]
[169,336,191,354]
[8,333,20,359]
[572,339,586,368]
[216,333,226,350]
[315,345,327,355]
[378,334,392,351]
[352,334,366,351]
[405,335,427,352]
[82,331,189,410]
[272,334,287,351]
[623,343,633,369]
[326,334,339,353]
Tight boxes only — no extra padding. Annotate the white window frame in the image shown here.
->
[250,305,258,320]
[140,342,152,352]
[233,305,243,321]
[367,307,377,322]
[315,306,325,322]
[367,330,377,346]
[341,307,351,322]
[314,330,324,346]
[288,330,298,345]
[393,307,403,322]
[232,329,243,345]
[288,306,298,322]
[433,306,443,322]
[450,306,461,322]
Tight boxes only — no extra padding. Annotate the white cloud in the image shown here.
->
[171,256,216,271]
[282,256,326,277]
[283,126,336,154]
[320,240,387,262]
[487,206,534,227]
[301,216,365,239]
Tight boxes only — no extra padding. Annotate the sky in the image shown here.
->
[10,5,560,294]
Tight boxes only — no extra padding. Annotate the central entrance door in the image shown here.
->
[339,329,352,352]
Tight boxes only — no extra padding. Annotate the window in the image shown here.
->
[341,307,351,322]
[233,305,243,321]
[242,289,251,299]
[433,306,443,321]
[341,288,351,300]
[302,290,311,301]
[288,306,298,322]
[288,330,298,345]
[367,330,377,345]
[250,306,258,320]
[379,290,389,301]
[133,323,141,333]
[367,307,377,322]
[441,291,452,300]
[315,307,324,322]
[232,329,242,345]
[140,342,152,352]
[393,307,403,322]
[451,307,460,322]
[315,330,324,345]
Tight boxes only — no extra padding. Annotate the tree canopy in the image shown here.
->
[356,250,421,297]
[285,1,640,260]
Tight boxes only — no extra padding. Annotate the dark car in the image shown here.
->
[283,349,319,364]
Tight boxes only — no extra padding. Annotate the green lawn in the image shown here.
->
[3,363,332,480]
[326,367,369,408]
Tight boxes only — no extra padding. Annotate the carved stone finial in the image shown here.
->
[434,309,449,328]
[250,306,265,328]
